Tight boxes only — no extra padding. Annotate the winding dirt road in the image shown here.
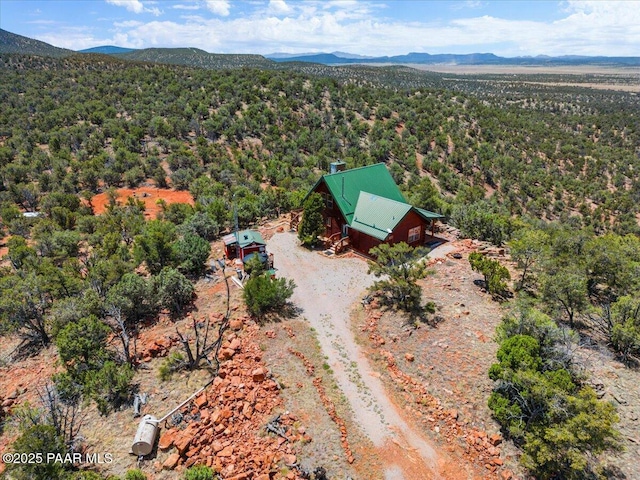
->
[268,232,443,480]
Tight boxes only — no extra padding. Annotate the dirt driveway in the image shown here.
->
[268,232,441,480]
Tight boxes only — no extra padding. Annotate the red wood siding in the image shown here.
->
[349,210,429,256]
[349,229,381,256]
[240,243,265,260]
[392,210,427,246]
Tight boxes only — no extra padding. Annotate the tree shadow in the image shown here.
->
[403,309,444,328]
[10,335,47,362]
[372,295,442,328]
[256,303,303,324]
[600,465,628,480]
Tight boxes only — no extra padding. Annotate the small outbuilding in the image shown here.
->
[223,229,267,261]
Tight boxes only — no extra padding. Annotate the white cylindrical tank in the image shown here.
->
[131,414,159,457]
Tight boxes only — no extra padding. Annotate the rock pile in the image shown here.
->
[138,335,177,362]
[156,323,309,479]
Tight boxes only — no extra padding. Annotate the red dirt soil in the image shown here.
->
[89,187,194,219]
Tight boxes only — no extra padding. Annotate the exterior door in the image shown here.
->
[342,224,349,238]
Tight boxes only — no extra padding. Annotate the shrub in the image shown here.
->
[174,233,211,276]
[368,242,430,316]
[183,465,216,480]
[469,252,510,298]
[489,312,620,478]
[153,267,195,316]
[158,351,185,381]
[85,361,135,416]
[124,469,148,480]
[450,201,517,246]
[8,424,68,480]
[243,273,295,318]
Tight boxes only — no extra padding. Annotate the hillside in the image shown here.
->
[1,40,640,480]
[0,28,74,58]
[1,53,639,231]
[116,47,275,69]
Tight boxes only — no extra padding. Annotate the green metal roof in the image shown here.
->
[415,207,445,220]
[350,192,412,240]
[319,163,407,224]
[236,229,266,248]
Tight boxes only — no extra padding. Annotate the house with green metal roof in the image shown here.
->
[307,162,443,255]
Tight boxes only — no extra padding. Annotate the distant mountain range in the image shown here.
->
[2,28,640,68]
[267,51,374,60]
[79,45,135,55]
[267,51,640,66]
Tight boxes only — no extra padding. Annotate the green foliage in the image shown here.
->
[0,269,56,348]
[133,220,177,274]
[540,267,588,327]
[583,233,640,300]
[407,175,448,215]
[488,310,620,478]
[607,295,640,362]
[106,273,154,323]
[174,233,211,276]
[521,388,620,480]
[243,273,296,318]
[55,316,134,415]
[85,361,135,416]
[8,424,69,480]
[162,202,195,225]
[5,235,37,270]
[508,229,549,290]
[152,267,195,316]
[490,335,542,376]
[298,192,325,247]
[178,211,220,241]
[71,472,110,480]
[183,465,216,480]
[0,201,22,225]
[124,469,148,480]
[56,315,110,374]
[243,253,266,276]
[367,242,429,316]
[468,252,510,298]
[451,201,517,246]
[159,351,185,381]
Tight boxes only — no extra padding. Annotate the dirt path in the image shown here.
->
[268,232,441,479]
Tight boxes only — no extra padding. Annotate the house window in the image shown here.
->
[326,216,332,227]
[326,195,333,209]
[408,226,421,243]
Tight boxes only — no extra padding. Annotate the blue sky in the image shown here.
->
[1,1,639,56]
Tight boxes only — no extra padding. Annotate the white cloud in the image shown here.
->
[113,20,144,27]
[26,20,58,25]
[36,0,640,57]
[205,0,230,16]
[268,0,292,15]
[106,0,145,14]
[173,3,201,10]
[450,0,484,11]
[105,0,162,16]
